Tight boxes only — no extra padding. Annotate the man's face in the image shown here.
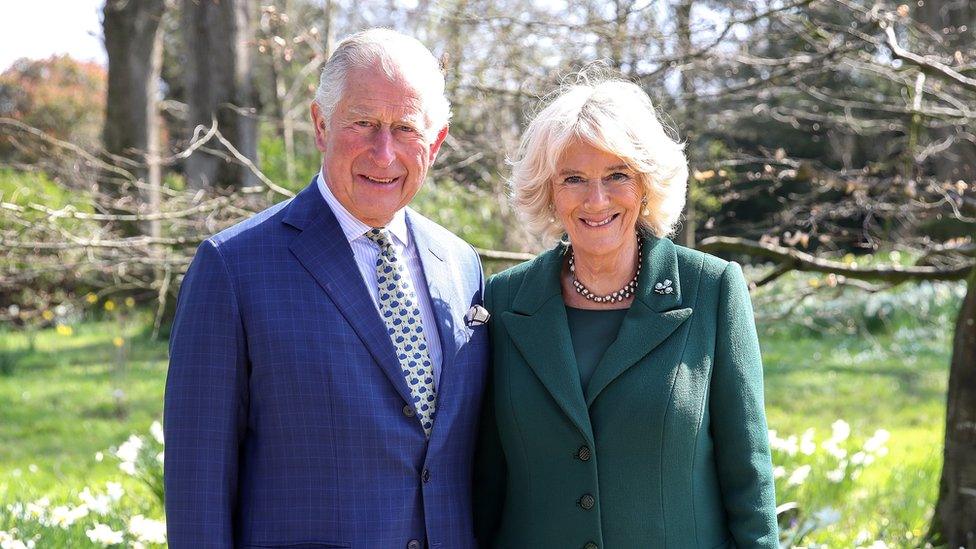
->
[311,65,448,228]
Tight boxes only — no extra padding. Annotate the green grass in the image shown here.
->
[0,318,167,501]
[761,330,947,546]
[0,278,961,547]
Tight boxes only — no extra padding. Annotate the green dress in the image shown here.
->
[474,235,778,548]
[565,306,629,391]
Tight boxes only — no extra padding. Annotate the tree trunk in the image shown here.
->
[674,0,696,247]
[931,267,976,547]
[102,0,166,235]
[102,0,166,180]
[182,0,259,189]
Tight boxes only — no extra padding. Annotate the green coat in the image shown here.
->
[474,236,778,548]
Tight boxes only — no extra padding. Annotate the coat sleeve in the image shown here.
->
[473,275,507,547]
[164,240,248,548]
[709,262,779,547]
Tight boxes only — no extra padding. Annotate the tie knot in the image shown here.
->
[365,228,391,248]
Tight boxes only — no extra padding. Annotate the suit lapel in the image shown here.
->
[501,247,594,446]
[585,236,693,406]
[283,183,415,406]
[407,211,461,375]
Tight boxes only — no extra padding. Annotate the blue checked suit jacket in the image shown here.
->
[164,180,490,549]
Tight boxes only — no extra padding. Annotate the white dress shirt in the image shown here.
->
[316,171,443,389]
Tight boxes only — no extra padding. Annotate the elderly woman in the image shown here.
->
[474,77,778,548]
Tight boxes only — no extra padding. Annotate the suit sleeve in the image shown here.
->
[164,240,248,548]
[473,275,507,546]
[709,262,779,547]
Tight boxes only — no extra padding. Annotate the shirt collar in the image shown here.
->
[316,169,409,247]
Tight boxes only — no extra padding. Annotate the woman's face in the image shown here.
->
[552,139,643,260]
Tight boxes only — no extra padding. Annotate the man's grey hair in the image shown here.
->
[314,28,451,139]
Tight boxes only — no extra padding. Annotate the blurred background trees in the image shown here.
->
[0,0,973,544]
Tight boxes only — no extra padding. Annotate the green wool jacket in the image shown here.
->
[474,236,778,549]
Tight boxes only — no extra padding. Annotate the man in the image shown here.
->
[164,28,489,548]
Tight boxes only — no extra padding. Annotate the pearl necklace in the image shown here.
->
[568,237,642,304]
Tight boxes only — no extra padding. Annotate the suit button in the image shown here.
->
[422,468,431,483]
[577,445,591,461]
[578,494,595,510]
[583,542,598,549]
[407,540,421,549]
[403,404,416,417]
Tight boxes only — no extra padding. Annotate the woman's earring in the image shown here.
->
[548,205,555,223]
[641,196,650,216]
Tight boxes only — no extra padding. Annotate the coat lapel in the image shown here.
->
[584,236,693,406]
[283,183,415,407]
[501,246,594,446]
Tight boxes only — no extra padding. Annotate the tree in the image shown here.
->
[688,1,974,541]
[102,0,167,241]
[181,0,259,189]
[102,0,167,187]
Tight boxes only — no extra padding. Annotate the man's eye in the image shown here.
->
[395,124,417,133]
[354,120,373,128]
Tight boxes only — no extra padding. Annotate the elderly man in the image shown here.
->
[164,28,489,548]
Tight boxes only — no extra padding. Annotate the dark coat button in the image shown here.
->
[422,468,431,483]
[403,404,416,417]
[579,494,595,510]
[407,540,421,549]
[583,542,598,549]
[577,445,591,461]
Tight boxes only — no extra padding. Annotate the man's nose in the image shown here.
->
[369,128,396,167]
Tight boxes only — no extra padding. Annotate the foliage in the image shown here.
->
[0,56,106,159]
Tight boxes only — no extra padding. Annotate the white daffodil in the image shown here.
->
[79,487,113,516]
[864,429,890,453]
[86,523,124,546]
[787,464,811,486]
[116,435,144,464]
[150,421,164,444]
[825,468,846,483]
[48,504,89,528]
[106,482,125,502]
[800,428,817,455]
[128,515,167,544]
[830,419,851,443]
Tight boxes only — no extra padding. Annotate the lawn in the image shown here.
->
[0,277,963,547]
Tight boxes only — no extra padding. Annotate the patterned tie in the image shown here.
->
[365,228,437,437]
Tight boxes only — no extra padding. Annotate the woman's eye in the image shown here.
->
[607,172,630,182]
[563,176,585,185]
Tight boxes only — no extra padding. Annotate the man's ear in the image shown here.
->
[310,102,328,152]
[428,125,449,161]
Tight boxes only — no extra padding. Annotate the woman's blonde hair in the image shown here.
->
[509,74,688,241]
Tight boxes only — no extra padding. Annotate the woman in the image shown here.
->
[474,77,778,548]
